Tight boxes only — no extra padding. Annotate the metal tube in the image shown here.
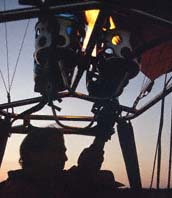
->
[126,83,172,120]
[129,9,172,27]
[26,114,94,121]
[85,9,108,55]
[1,84,172,121]
[0,1,101,23]
[71,10,108,91]
[0,91,135,114]
[11,124,99,136]
[0,96,43,110]
[0,1,171,28]
[112,7,172,28]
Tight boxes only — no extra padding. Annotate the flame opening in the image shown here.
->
[109,16,116,29]
[83,10,117,52]
[112,35,121,45]
[83,9,100,54]
[85,9,100,28]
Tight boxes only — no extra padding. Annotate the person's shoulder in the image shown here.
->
[0,169,23,185]
[0,180,7,190]
[0,169,38,198]
[0,169,19,183]
[0,169,25,190]
[3,169,25,182]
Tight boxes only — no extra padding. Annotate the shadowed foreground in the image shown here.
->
[80,188,172,198]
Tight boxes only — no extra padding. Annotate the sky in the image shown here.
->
[0,0,172,189]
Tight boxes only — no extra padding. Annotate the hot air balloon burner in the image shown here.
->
[87,28,139,98]
[33,13,86,98]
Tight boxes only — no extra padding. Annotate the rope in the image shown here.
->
[156,74,167,189]
[9,19,30,92]
[0,69,8,93]
[141,78,152,97]
[165,74,172,87]
[3,0,10,91]
[150,74,167,189]
[140,75,146,94]
[1,0,30,98]
[128,77,153,116]
[0,2,30,107]
[167,104,172,188]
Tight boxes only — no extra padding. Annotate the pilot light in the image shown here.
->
[112,35,121,45]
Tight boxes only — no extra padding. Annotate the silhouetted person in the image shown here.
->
[0,125,120,198]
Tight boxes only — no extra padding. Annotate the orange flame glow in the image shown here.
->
[83,10,117,52]
[85,9,100,28]
[112,35,121,45]
[109,16,116,29]
[83,10,100,54]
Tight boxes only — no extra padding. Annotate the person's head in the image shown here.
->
[19,126,68,175]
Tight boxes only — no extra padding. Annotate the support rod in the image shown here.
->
[11,124,100,136]
[0,96,43,110]
[0,92,135,114]
[0,0,171,28]
[128,9,172,27]
[1,83,172,120]
[13,114,94,122]
[0,1,101,23]
[126,83,172,119]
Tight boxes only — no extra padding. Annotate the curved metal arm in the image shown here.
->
[0,83,172,122]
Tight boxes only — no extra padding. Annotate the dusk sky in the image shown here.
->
[0,0,172,189]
